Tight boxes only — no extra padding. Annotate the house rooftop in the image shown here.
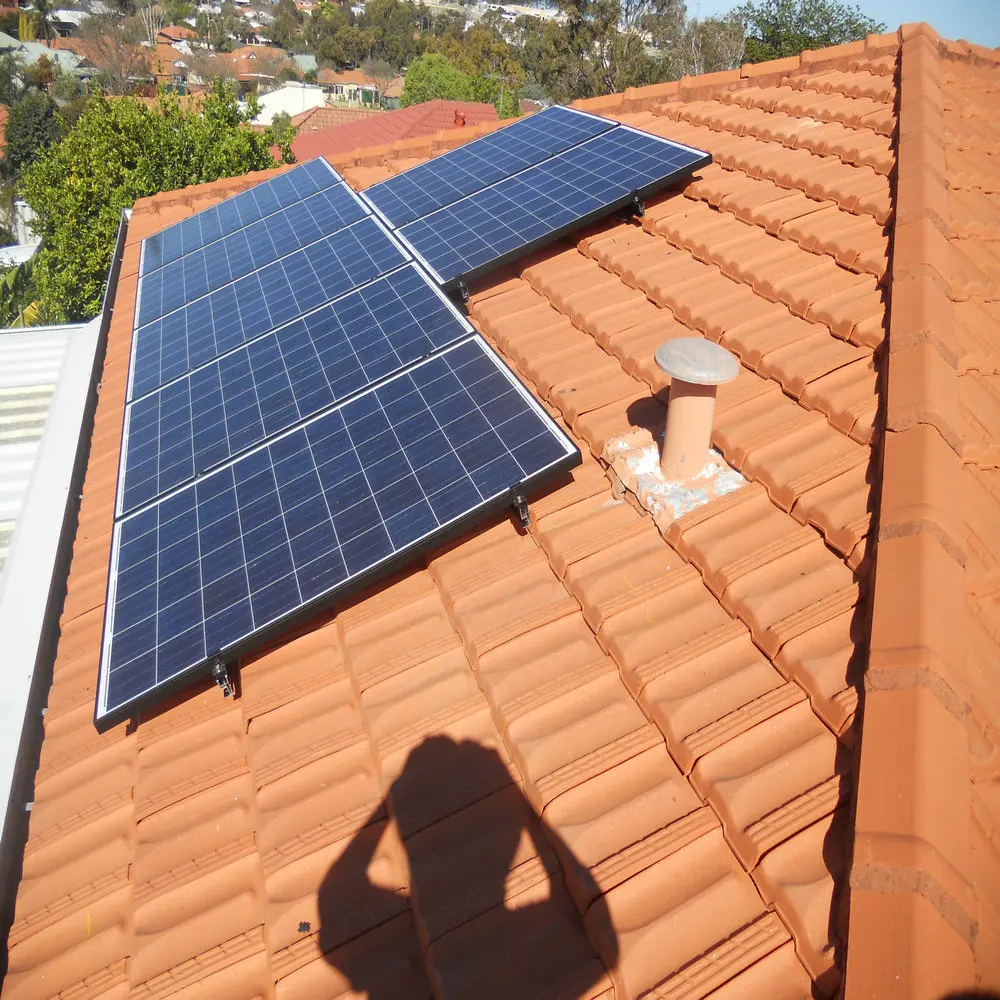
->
[2,22,1000,1000]
[290,98,499,161]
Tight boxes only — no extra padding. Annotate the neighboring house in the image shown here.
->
[151,40,187,91]
[291,97,497,161]
[317,67,404,108]
[252,80,325,125]
[157,24,200,44]
[10,40,90,79]
[222,43,292,96]
[3,23,1000,1000]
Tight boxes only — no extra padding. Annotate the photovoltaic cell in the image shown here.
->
[129,216,408,401]
[137,181,368,326]
[140,158,340,274]
[99,336,577,726]
[119,265,472,514]
[395,125,712,286]
[363,105,615,228]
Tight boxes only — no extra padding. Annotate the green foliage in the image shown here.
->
[363,0,424,69]
[0,257,39,327]
[20,81,292,322]
[271,0,304,51]
[401,53,472,105]
[270,110,296,144]
[0,53,20,107]
[4,92,65,181]
[735,0,885,62]
[51,66,83,103]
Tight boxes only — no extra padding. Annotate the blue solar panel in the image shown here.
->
[394,126,712,287]
[363,106,614,228]
[98,336,577,726]
[141,159,340,274]
[119,265,472,514]
[137,181,368,327]
[128,216,408,401]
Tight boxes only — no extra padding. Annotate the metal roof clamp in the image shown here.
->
[211,656,235,699]
[512,491,530,529]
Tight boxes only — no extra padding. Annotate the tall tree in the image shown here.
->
[361,57,395,105]
[80,13,150,94]
[3,92,64,179]
[30,0,56,45]
[20,81,292,321]
[400,52,471,105]
[137,1,166,46]
[735,0,885,62]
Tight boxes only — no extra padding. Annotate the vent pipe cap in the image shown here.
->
[655,338,739,386]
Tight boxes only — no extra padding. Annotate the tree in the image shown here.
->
[361,57,394,105]
[0,54,20,106]
[735,0,885,62]
[137,1,166,46]
[3,92,64,179]
[20,81,293,321]
[80,13,151,94]
[400,52,472,105]
[30,0,56,45]
[270,0,303,51]
[270,109,295,144]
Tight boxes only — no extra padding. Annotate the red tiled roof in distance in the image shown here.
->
[5,25,1000,1000]
[288,104,383,131]
[0,104,7,157]
[317,66,405,98]
[291,98,498,161]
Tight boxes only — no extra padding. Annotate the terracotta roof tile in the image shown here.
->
[9,22,1000,1000]
[291,99,497,162]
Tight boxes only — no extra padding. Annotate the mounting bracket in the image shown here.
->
[211,657,234,698]
[455,278,470,306]
[512,492,530,529]
[629,190,645,218]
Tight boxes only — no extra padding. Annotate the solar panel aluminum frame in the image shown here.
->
[360,119,713,294]
[96,326,581,731]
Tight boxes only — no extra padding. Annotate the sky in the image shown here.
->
[685,0,1000,48]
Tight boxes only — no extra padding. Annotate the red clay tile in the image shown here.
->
[273,914,432,1000]
[503,670,657,810]
[722,536,859,657]
[692,700,847,868]
[587,827,784,998]
[773,607,864,736]
[542,744,708,908]
[753,808,848,995]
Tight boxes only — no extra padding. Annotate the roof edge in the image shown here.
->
[845,24,980,998]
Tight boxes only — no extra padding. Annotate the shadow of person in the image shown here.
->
[317,735,619,999]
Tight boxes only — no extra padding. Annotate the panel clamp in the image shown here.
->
[455,278,470,306]
[211,657,235,698]
[629,190,645,218]
[512,492,530,529]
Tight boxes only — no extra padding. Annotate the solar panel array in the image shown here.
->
[99,106,711,728]
[362,108,711,288]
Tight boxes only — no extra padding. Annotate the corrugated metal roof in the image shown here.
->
[0,327,74,575]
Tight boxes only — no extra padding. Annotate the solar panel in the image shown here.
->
[119,265,473,515]
[98,336,577,727]
[100,111,709,726]
[363,105,615,228]
[389,125,712,288]
[129,216,408,400]
[137,181,369,326]
[141,158,340,273]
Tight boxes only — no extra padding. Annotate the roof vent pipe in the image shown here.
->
[454,110,466,127]
[654,338,739,483]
